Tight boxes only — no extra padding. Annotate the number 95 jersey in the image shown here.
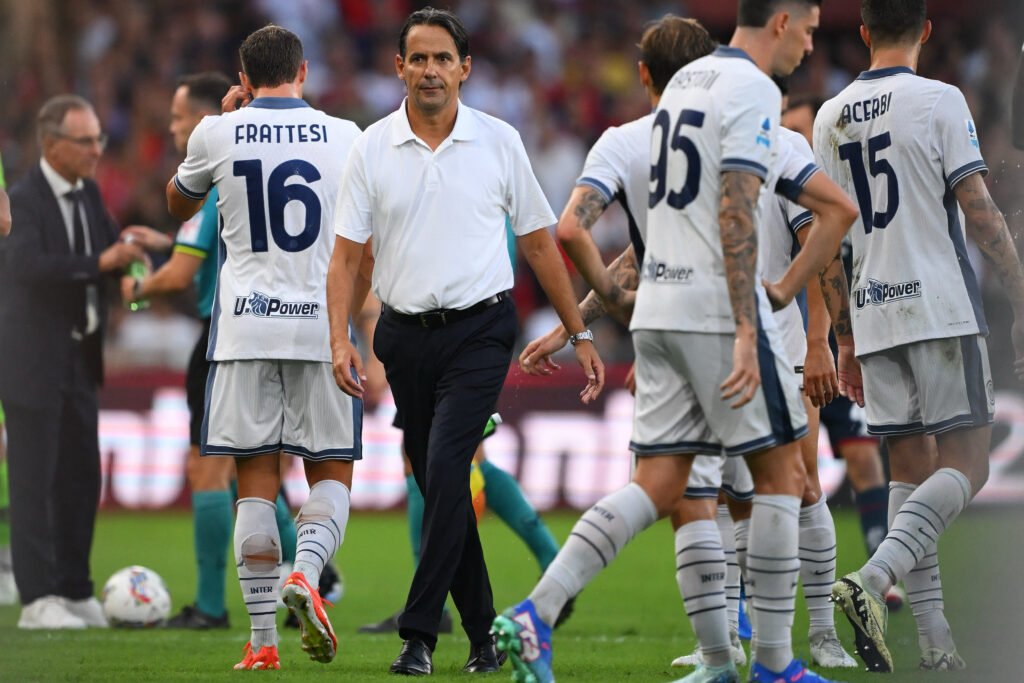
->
[813,68,988,356]
[173,99,361,361]
[632,47,780,335]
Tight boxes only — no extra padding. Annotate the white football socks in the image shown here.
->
[798,495,838,637]
[675,520,731,667]
[716,505,741,635]
[529,482,657,626]
[863,468,970,600]
[235,497,282,649]
[888,481,956,653]
[748,494,801,673]
[293,480,351,589]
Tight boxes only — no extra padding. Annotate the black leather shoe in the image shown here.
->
[389,638,433,676]
[360,608,453,634]
[463,637,504,673]
[163,604,229,629]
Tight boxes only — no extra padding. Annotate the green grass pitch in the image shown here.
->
[2,507,1021,681]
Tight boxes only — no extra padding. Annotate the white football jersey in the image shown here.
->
[762,128,818,348]
[174,98,361,361]
[814,68,988,355]
[632,47,781,334]
[576,113,654,261]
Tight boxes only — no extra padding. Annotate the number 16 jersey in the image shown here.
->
[813,68,988,356]
[173,98,361,361]
[632,47,781,335]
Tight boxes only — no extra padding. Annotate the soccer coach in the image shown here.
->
[327,6,604,676]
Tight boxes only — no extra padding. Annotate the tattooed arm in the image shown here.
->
[520,244,639,372]
[719,171,763,407]
[555,185,617,298]
[956,172,1024,379]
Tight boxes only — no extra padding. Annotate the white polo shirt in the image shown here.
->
[334,99,556,313]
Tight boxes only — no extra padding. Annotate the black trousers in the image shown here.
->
[5,340,101,605]
[375,297,516,650]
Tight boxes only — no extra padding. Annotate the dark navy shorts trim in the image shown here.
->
[631,440,722,457]
[684,486,720,499]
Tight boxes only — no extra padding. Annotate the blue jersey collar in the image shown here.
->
[856,66,915,81]
[714,46,756,65]
[247,97,311,109]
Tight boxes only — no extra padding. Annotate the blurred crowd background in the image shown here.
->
[1,0,1021,386]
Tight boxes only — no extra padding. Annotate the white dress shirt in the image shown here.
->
[40,158,99,336]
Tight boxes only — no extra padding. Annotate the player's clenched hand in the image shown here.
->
[803,340,838,408]
[721,332,760,408]
[573,342,605,405]
[222,84,253,113]
[519,326,569,376]
[98,241,145,273]
[1012,318,1024,382]
[762,278,794,312]
[331,339,366,398]
[836,343,864,407]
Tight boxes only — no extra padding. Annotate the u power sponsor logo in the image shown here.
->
[853,278,922,309]
[234,291,320,318]
[642,258,695,284]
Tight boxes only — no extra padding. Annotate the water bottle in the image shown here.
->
[123,235,150,312]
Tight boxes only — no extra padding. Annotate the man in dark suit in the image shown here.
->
[0,94,143,629]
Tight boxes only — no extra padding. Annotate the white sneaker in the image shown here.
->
[18,596,87,629]
[809,629,858,668]
[672,632,746,668]
[0,568,18,605]
[63,597,109,627]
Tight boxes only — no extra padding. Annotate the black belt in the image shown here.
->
[383,292,506,329]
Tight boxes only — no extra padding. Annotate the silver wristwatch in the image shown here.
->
[568,329,595,346]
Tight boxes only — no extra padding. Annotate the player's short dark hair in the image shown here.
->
[398,7,470,61]
[738,0,823,28]
[37,94,93,146]
[178,72,233,112]
[785,93,826,117]
[638,15,717,96]
[861,0,927,46]
[239,24,304,89]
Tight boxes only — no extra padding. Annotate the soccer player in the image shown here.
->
[495,1,855,681]
[819,0,1024,672]
[781,96,892,578]
[166,25,365,670]
[122,72,313,630]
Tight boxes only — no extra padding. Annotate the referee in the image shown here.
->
[327,7,603,676]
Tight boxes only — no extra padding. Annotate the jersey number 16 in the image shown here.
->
[234,159,322,252]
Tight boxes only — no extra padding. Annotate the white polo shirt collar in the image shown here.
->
[390,98,479,149]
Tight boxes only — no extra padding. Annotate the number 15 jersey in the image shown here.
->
[632,47,781,335]
[173,98,361,361]
[814,68,988,356]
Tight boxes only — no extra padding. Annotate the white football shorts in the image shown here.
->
[860,334,993,436]
[629,328,807,457]
[201,359,362,460]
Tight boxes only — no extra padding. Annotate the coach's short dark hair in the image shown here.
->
[178,72,233,112]
[639,16,717,95]
[861,0,927,46]
[738,0,823,28]
[398,7,470,61]
[239,25,303,89]
[37,94,93,146]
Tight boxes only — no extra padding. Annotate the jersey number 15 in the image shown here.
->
[838,132,900,234]
[234,159,322,252]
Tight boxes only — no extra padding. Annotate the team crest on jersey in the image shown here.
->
[233,290,320,318]
[853,278,922,309]
[642,257,695,284]
[756,117,772,148]
[966,119,979,149]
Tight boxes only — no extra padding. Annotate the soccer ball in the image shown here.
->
[470,462,486,521]
[101,566,172,627]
